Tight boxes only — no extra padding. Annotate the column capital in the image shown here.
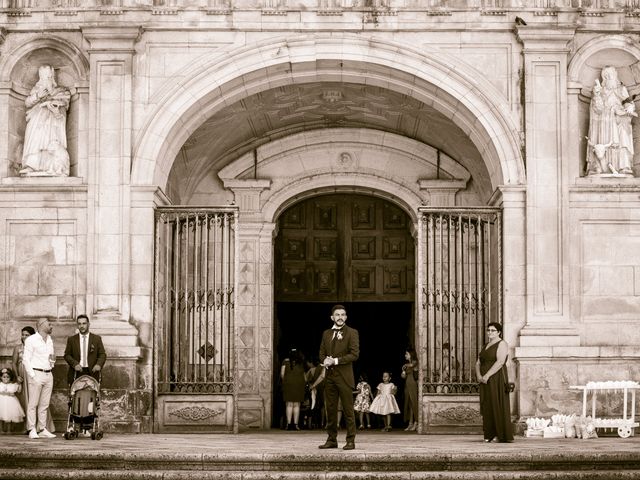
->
[236,221,277,239]
[515,25,575,53]
[81,26,142,54]
[489,185,526,208]
[130,185,171,208]
[223,179,272,213]
[418,178,467,207]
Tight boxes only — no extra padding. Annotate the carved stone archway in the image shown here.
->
[132,33,524,192]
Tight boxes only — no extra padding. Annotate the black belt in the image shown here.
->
[33,368,52,373]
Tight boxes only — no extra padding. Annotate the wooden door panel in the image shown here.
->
[352,236,376,259]
[276,194,414,302]
[382,236,406,259]
[351,200,376,229]
[313,202,338,230]
[313,237,338,260]
[282,238,306,260]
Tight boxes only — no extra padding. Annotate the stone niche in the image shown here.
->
[576,46,640,178]
[7,48,82,178]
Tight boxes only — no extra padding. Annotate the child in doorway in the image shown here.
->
[353,373,373,429]
[0,368,25,433]
[368,371,400,431]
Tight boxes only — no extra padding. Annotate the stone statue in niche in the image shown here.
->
[586,66,636,177]
[19,65,71,177]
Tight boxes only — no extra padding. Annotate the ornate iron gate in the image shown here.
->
[153,207,238,433]
[418,207,502,432]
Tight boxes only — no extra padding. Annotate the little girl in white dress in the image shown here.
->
[368,371,400,431]
[0,368,25,431]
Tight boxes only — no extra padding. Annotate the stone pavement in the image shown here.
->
[0,429,638,455]
[1,431,640,479]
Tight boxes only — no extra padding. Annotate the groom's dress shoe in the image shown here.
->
[318,441,338,449]
[342,442,355,450]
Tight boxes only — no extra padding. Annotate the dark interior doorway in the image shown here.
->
[272,301,414,429]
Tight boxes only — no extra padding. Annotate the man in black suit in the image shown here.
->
[64,314,107,385]
[318,304,359,451]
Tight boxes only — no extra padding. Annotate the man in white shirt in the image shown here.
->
[22,317,56,439]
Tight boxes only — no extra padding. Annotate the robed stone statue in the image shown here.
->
[586,66,636,177]
[20,65,71,177]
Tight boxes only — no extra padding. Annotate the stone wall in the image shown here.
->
[0,7,638,431]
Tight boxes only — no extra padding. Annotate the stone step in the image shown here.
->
[2,433,639,480]
[3,450,640,476]
[4,470,640,480]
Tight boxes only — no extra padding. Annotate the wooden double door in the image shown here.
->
[276,194,415,302]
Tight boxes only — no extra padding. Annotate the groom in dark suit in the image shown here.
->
[318,304,359,450]
[64,314,107,385]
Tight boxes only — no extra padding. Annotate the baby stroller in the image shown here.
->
[63,374,103,440]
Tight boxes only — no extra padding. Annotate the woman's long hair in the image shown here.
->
[405,348,418,366]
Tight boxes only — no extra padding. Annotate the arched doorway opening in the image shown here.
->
[272,193,415,429]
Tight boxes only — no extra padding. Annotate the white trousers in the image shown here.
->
[26,370,53,432]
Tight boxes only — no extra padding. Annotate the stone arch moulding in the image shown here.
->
[217,127,471,224]
[0,36,90,86]
[132,33,525,192]
[568,34,640,86]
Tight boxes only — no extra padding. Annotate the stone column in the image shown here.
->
[82,26,139,321]
[490,186,526,418]
[489,186,526,348]
[81,28,141,429]
[224,178,274,428]
[516,26,578,347]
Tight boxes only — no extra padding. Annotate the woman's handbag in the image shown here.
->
[501,369,515,394]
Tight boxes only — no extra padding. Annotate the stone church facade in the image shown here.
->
[0,1,639,433]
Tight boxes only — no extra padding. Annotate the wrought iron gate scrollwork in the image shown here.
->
[154,207,238,395]
[418,208,502,396]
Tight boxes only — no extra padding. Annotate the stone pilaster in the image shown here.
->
[81,26,143,431]
[222,178,275,428]
[235,221,276,429]
[82,26,139,319]
[516,26,578,346]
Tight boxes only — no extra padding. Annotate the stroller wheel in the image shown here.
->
[90,432,96,440]
[95,431,103,441]
[63,432,70,440]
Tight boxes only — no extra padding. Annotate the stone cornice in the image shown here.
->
[515,25,576,52]
[82,26,142,54]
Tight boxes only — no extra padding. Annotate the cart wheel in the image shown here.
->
[618,426,632,438]
[69,430,78,439]
[95,431,103,441]
[63,432,70,440]
[90,432,96,440]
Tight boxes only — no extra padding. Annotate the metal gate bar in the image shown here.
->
[419,207,501,395]
[154,207,238,394]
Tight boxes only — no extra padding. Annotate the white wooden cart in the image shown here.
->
[569,382,640,438]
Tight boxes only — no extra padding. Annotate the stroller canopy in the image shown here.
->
[70,375,99,395]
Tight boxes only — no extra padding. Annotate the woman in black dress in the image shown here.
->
[475,322,513,443]
[280,348,306,430]
[401,349,419,431]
